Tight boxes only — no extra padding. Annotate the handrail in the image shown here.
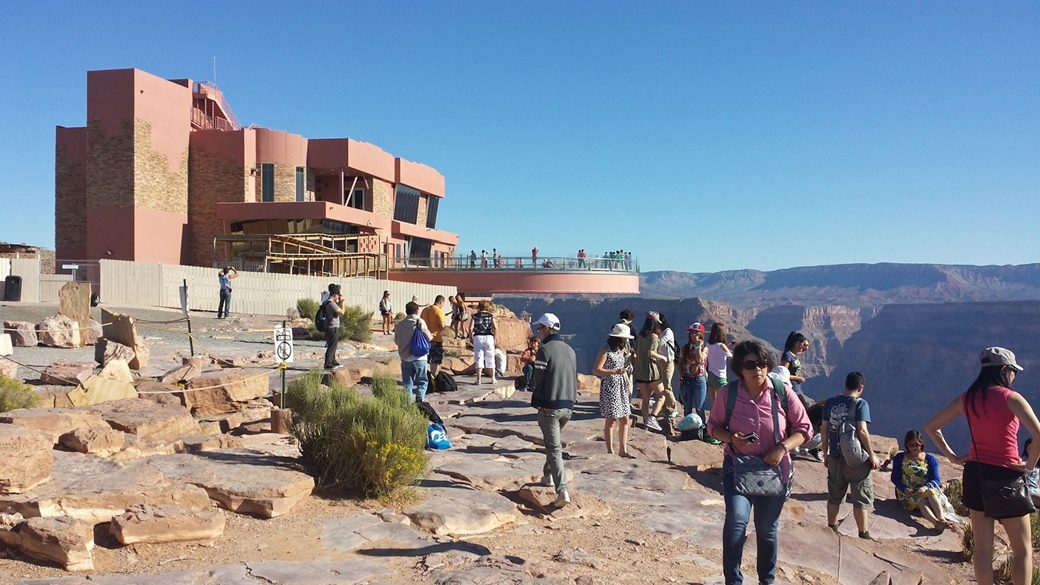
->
[198,81,242,130]
[389,255,639,274]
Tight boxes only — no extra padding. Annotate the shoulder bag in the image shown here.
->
[726,379,792,498]
[966,408,1035,519]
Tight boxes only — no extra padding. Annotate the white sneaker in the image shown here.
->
[553,489,570,508]
[645,417,663,432]
[540,474,555,487]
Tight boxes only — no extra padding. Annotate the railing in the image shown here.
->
[190,107,238,132]
[389,255,639,274]
[198,82,242,130]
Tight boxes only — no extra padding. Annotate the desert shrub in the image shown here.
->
[993,554,1040,584]
[962,522,974,563]
[0,375,40,413]
[297,298,320,321]
[394,312,405,322]
[945,479,968,516]
[287,368,427,501]
[1032,513,1040,550]
[305,305,373,343]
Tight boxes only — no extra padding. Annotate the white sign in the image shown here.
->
[62,264,79,270]
[179,285,189,318]
[274,328,294,363]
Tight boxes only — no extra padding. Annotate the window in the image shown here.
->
[409,237,432,259]
[346,188,365,210]
[394,185,420,224]
[426,196,439,229]
[295,166,305,202]
[261,164,275,202]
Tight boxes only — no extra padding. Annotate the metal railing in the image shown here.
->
[389,254,638,273]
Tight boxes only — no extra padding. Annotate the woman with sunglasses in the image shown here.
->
[707,340,812,585]
[926,347,1040,585]
[890,430,953,532]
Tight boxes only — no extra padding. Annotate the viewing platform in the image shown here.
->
[387,255,640,295]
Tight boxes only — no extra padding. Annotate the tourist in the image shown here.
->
[420,295,448,377]
[781,332,810,394]
[378,290,393,335]
[530,313,577,507]
[518,338,539,390]
[455,293,471,338]
[321,285,344,369]
[706,322,732,408]
[706,340,812,585]
[593,323,635,457]
[577,248,586,268]
[655,313,680,421]
[532,246,539,266]
[216,266,238,319]
[393,301,433,403]
[678,322,712,440]
[890,430,954,532]
[470,300,497,385]
[515,257,523,268]
[481,249,488,268]
[926,347,1040,585]
[820,372,881,539]
[448,295,461,339]
[634,312,666,432]
[469,250,477,268]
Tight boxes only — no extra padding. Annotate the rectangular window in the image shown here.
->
[347,189,365,210]
[261,164,275,202]
[295,166,305,202]
[393,185,420,224]
[426,197,439,229]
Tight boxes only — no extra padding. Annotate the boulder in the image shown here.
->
[67,361,139,407]
[110,504,226,545]
[147,449,314,518]
[180,370,271,417]
[576,373,599,394]
[0,516,94,571]
[492,315,534,353]
[59,427,126,457]
[40,361,95,386]
[88,398,199,442]
[0,426,53,494]
[57,282,92,336]
[405,486,521,536]
[3,321,39,347]
[84,319,103,346]
[100,309,149,370]
[37,315,82,348]
[0,408,111,444]
[0,450,211,523]
[160,363,202,385]
[94,338,135,367]
[177,434,245,453]
[0,333,11,356]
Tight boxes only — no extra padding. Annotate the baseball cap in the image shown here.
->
[687,322,705,333]
[646,311,661,323]
[980,347,1023,371]
[535,313,561,331]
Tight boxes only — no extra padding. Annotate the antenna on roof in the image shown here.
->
[212,57,217,83]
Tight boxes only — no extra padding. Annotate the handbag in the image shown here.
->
[729,382,791,498]
[967,412,1036,519]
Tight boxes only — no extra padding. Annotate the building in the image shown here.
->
[55,68,458,276]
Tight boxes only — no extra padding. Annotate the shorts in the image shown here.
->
[962,461,1024,513]
[634,378,660,385]
[707,373,727,389]
[473,335,495,368]
[429,341,444,365]
[826,456,874,509]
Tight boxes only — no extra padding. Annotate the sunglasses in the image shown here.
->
[742,359,769,371]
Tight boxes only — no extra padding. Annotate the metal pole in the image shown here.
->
[280,319,286,409]
[185,279,195,356]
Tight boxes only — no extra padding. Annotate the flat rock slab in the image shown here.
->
[517,484,612,519]
[181,369,271,417]
[433,455,542,492]
[12,559,392,585]
[1,516,94,571]
[110,503,226,545]
[0,450,211,523]
[88,398,199,442]
[406,486,522,536]
[321,513,430,551]
[39,361,94,386]
[147,449,314,518]
[570,459,692,505]
[667,437,725,470]
[58,427,126,457]
[0,408,111,444]
[0,426,53,494]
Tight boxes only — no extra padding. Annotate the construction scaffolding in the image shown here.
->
[213,234,386,278]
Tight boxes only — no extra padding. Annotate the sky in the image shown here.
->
[0,2,1037,273]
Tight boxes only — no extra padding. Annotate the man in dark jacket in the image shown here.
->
[531,313,577,507]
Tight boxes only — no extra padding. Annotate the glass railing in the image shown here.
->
[389,255,639,273]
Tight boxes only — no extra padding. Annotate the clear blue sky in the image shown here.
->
[1,2,1037,273]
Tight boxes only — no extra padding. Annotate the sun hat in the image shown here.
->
[608,323,634,339]
[979,347,1023,371]
[686,322,705,333]
[410,295,428,307]
[535,313,561,331]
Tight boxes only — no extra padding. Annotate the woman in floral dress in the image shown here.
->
[891,429,954,532]
[593,323,635,457]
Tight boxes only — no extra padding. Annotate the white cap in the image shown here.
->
[535,313,561,331]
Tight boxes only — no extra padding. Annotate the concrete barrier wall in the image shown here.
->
[40,275,74,302]
[8,258,41,302]
[99,260,457,317]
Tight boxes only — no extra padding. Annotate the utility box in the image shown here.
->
[4,275,22,302]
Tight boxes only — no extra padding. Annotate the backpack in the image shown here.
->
[314,301,330,333]
[410,324,430,357]
[435,371,458,393]
[838,398,871,465]
[427,423,451,450]
[416,400,443,424]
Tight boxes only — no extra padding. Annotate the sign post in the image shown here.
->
[180,279,194,356]
[274,322,294,410]
[62,263,79,282]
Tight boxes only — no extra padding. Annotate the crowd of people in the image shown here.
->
[453,249,634,270]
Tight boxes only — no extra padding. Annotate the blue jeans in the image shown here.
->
[537,408,572,492]
[401,359,429,403]
[679,375,707,421]
[217,288,231,318]
[522,364,534,389]
[722,458,787,585]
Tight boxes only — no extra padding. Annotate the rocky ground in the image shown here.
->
[0,302,984,584]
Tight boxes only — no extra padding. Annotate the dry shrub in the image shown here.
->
[306,305,373,343]
[297,298,320,321]
[0,375,40,413]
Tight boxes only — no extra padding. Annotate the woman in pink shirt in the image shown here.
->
[926,347,1040,585]
[707,340,812,585]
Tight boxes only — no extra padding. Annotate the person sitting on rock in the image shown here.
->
[518,338,539,391]
[891,429,955,532]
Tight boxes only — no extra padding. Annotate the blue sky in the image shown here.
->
[1,2,1037,273]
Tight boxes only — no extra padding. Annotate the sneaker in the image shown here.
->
[667,411,680,419]
[829,524,839,534]
[858,531,876,541]
[704,436,723,446]
[540,474,554,487]
[645,417,663,432]
[553,489,570,508]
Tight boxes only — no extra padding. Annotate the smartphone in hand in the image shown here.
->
[739,432,759,443]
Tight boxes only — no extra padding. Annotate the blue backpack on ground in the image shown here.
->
[410,324,430,357]
[427,423,450,450]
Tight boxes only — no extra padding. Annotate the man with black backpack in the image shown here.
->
[321,285,345,370]
[820,372,881,539]
[394,301,434,403]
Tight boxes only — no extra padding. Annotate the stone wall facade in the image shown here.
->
[188,149,251,266]
[372,178,393,220]
[86,120,135,209]
[133,119,188,214]
[55,142,88,259]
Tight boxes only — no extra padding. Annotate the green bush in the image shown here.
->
[962,522,974,563]
[0,375,40,413]
[287,368,428,501]
[945,479,968,516]
[305,305,374,343]
[297,298,320,320]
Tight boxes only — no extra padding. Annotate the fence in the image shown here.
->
[0,257,44,302]
[99,259,456,317]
